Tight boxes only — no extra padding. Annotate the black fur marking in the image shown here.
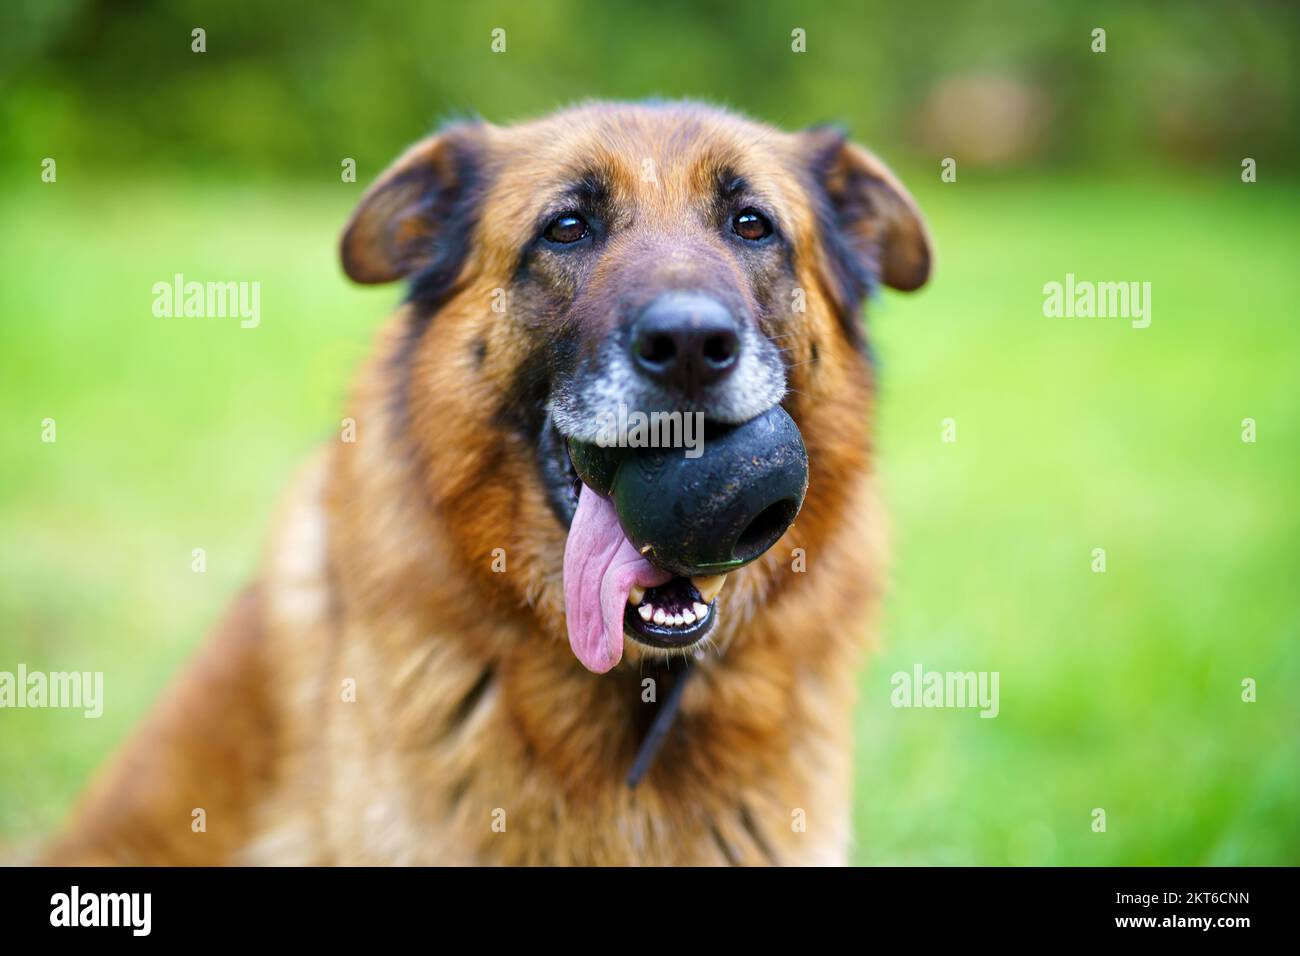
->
[526,170,613,254]
[721,172,747,198]
[710,823,742,867]
[502,324,581,529]
[447,773,475,813]
[405,133,487,318]
[498,326,577,438]
[804,129,881,351]
[568,170,609,207]
[386,132,489,440]
[448,667,495,731]
[739,804,779,865]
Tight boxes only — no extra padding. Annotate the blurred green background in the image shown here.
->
[1,0,1297,864]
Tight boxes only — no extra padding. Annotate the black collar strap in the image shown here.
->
[626,658,697,789]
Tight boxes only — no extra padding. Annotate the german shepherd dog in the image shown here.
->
[45,101,930,866]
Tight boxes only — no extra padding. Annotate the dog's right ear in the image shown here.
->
[340,124,484,285]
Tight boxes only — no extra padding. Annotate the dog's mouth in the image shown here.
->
[543,406,806,674]
[556,461,726,671]
[542,420,725,667]
[624,574,724,649]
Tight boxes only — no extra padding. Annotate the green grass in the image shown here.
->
[1,174,1297,863]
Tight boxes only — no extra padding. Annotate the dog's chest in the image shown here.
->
[300,641,855,866]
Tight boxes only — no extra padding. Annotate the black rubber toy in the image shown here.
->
[568,405,808,578]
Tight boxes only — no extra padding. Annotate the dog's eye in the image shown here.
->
[732,208,772,241]
[544,213,589,244]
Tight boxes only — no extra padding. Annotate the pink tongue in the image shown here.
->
[563,484,671,673]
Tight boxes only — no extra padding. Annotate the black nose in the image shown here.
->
[630,292,740,394]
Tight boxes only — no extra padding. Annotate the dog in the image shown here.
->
[44,100,931,865]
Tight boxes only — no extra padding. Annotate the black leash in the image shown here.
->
[626,658,696,789]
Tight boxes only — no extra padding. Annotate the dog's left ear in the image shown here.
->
[341,123,484,285]
[803,126,932,306]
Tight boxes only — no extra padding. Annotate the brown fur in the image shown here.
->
[44,102,930,866]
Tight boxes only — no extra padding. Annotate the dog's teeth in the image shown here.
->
[682,608,696,625]
[693,602,709,618]
[691,574,727,604]
[628,585,645,606]
[674,613,686,626]
[638,604,653,622]
[653,608,667,625]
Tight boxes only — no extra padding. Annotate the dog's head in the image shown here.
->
[340,101,930,672]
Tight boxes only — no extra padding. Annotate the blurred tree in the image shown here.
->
[1,0,1296,178]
